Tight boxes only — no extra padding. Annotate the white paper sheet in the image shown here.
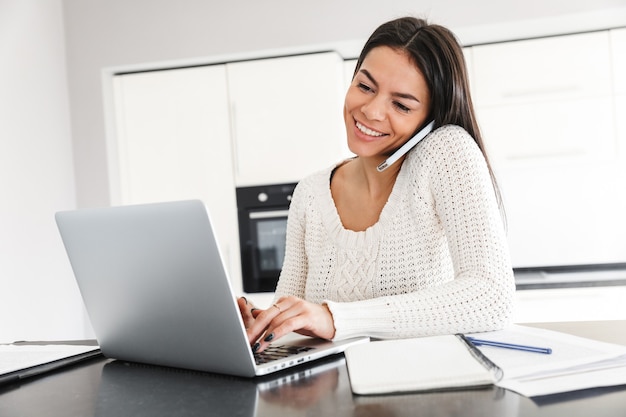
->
[467,325,626,397]
[0,344,99,376]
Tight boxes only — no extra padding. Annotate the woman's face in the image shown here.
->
[344,46,431,161]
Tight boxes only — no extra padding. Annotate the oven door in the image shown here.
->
[239,209,289,292]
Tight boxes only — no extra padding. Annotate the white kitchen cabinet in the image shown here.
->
[112,65,243,291]
[107,28,625,281]
[226,52,350,186]
[344,59,357,89]
[469,31,624,269]
[611,28,626,157]
[476,97,615,163]
[617,96,626,153]
[472,32,612,107]
[611,28,626,95]
[340,59,358,159]
[515,286,626,323]
[463,47,475,93]
[472,31,615,163]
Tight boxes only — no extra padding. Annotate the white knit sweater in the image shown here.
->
[274,125,515,340]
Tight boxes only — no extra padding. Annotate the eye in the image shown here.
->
[357,82,373,93]
[393,101,411,113]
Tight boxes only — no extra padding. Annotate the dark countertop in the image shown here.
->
[1,321,626,417]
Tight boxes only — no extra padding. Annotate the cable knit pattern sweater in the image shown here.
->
[274,125,515,340]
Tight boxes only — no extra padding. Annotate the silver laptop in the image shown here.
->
[55,200,368,377]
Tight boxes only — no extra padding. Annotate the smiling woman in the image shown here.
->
[238,17,515,353]
[344,46,431,163]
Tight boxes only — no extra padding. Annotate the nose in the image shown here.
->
[361,96,386,121]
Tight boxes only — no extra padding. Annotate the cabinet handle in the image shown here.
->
[229,102,239,179]
[501,84,579,99]
[505,149,586,160]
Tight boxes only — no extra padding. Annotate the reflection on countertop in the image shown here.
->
[93,355,522,417]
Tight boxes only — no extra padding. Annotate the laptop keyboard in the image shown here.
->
[254,344,314,365]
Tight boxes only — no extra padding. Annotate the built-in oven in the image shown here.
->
[236,183,298,292]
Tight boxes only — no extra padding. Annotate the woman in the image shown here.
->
[239,17,515,352]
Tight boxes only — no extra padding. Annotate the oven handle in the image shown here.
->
[248,209,290,220]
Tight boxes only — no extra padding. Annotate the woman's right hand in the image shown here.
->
[244,296,336,353]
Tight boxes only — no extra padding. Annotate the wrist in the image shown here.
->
[322,303,336,340]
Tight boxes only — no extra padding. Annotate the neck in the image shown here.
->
[354,156,402,198]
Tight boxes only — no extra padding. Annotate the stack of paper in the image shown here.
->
[0,343,100,385]
[466,325,626,397]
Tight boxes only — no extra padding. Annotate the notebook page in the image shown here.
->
[344,335,498,395]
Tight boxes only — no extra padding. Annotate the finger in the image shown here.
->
[246,308,278,345]
[236,297,247,318]
[247,301,291,347]
[252,301,306,352]
[253,313,309,353]
[237,297,257,328]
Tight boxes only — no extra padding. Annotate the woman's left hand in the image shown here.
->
[237,296,260,329]
[245,296,336,353]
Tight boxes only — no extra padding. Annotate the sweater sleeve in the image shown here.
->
[326,126,516,340]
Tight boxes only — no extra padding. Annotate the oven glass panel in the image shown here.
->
[256,218,287,272]
[237,182,297,292]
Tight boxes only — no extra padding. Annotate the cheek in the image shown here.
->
[343,104,355,141]
[343,86,361,115]
[343,91,356,125]
[343,103,352,125]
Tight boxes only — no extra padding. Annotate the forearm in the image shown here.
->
[326,269,515,340]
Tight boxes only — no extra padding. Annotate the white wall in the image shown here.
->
[0,0,86,343]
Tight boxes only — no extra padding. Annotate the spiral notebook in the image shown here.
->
[344,334,502,395]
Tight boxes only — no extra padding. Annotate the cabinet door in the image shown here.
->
[463,47,475,95]
[344,59,357,89]
[472,31,612,107]
[611,28,626,154]
[112,66,243,291]
[618,95,626,155]
[611,28,626,95]
[470,31,622,268]
[227,53,349,186]
[472,31,614,163]
[611,29,626,235]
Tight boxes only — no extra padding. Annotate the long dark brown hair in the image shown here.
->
[354,17,504,214]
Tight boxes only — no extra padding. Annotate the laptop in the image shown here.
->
[55,200,368,377]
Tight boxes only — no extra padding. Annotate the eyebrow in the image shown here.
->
[360,69,421,103]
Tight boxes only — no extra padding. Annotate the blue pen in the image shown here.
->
[466,336,553,354]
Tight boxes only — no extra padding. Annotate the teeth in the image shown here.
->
[356,121,385,137]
